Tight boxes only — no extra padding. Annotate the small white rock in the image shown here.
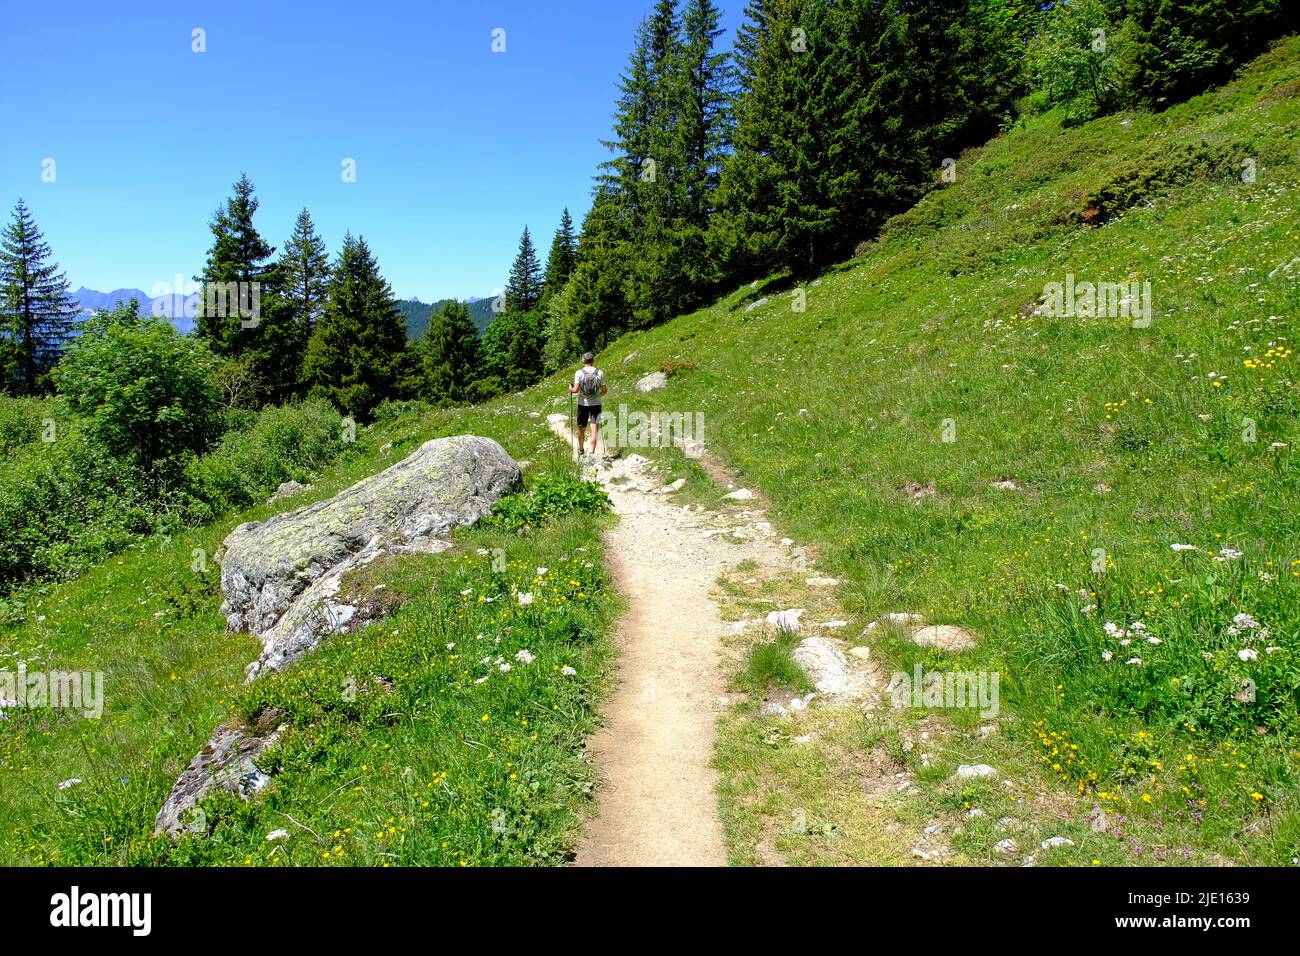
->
[953,764,998,780]
[766,608,805,632]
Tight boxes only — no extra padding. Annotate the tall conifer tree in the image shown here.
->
[503,226,543,313]
[542,209,578,293]
[421,299,479,404]
[278,207,332,358]
[195,175,300,402]
[303,233,407,419]
[0,199,78,394]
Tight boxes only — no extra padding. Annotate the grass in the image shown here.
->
[0,400,618,866]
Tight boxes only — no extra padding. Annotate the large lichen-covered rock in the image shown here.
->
[154,435,520,835]
[221,435,521,640]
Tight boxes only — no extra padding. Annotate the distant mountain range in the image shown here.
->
[70,288,497,340]
[70,287,197,334]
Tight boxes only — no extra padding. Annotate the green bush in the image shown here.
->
[1083,138,1242,223]
[0,433,156,587]
[1027,0,1123,125]
[485,471,610,533]
[181,399,345,521]
[0,394,47,456]
[0,400,347,590]
[371,398,433,422]
[53,305,222,479]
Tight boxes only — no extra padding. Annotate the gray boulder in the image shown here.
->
[636,371,668,393]
[155,435,520,834]
[154,719,285,834]
[222,435,521,643]
[267,480,311,503]
[792,636,872,702]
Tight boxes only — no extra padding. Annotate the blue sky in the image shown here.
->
[0,0,744,302]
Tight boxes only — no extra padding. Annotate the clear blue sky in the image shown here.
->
[0,0,744,302]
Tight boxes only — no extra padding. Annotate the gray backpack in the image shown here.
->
[577,367,602,398]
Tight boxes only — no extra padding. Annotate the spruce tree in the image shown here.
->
[195,175,300,402]
[677,0,732,232]
[542,209,578,292]
[303,233,407,420]
[279,208,332,358]
[567,194,633,351]
[421,299,479,404]
[0,199,78,395]
[195,174,276,354]
[504,226,544,313]
[721,0,839,275]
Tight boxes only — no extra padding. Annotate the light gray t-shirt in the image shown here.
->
[573,366,605,407]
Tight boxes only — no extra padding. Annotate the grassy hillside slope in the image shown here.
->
[534,37,1300,865]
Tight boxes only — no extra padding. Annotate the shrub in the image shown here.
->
[1027,0,1124,125]
[485,471,610,533]
[0,394,47,455]
[371,398,433,423]
[53,305,222,480]
[1083,138,1242,223]
[0,434,156,587]
[182,399,345,520]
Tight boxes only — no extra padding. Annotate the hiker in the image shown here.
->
[569,351,608,457]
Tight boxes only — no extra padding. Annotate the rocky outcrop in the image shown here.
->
[223,436,520,638]
[636,371,668,393]
[154,719,285,834]
[154,435,521,834]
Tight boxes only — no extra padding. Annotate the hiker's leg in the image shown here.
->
[576,426,587,454]
[589,420,600,454]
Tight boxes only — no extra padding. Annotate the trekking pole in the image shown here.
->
[569,389,576,464]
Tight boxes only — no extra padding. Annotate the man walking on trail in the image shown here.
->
[570,351,607,457]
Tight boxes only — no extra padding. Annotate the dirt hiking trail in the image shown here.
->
[546,414,789,866]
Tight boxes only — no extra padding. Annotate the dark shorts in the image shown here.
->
[577,404,602,428]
